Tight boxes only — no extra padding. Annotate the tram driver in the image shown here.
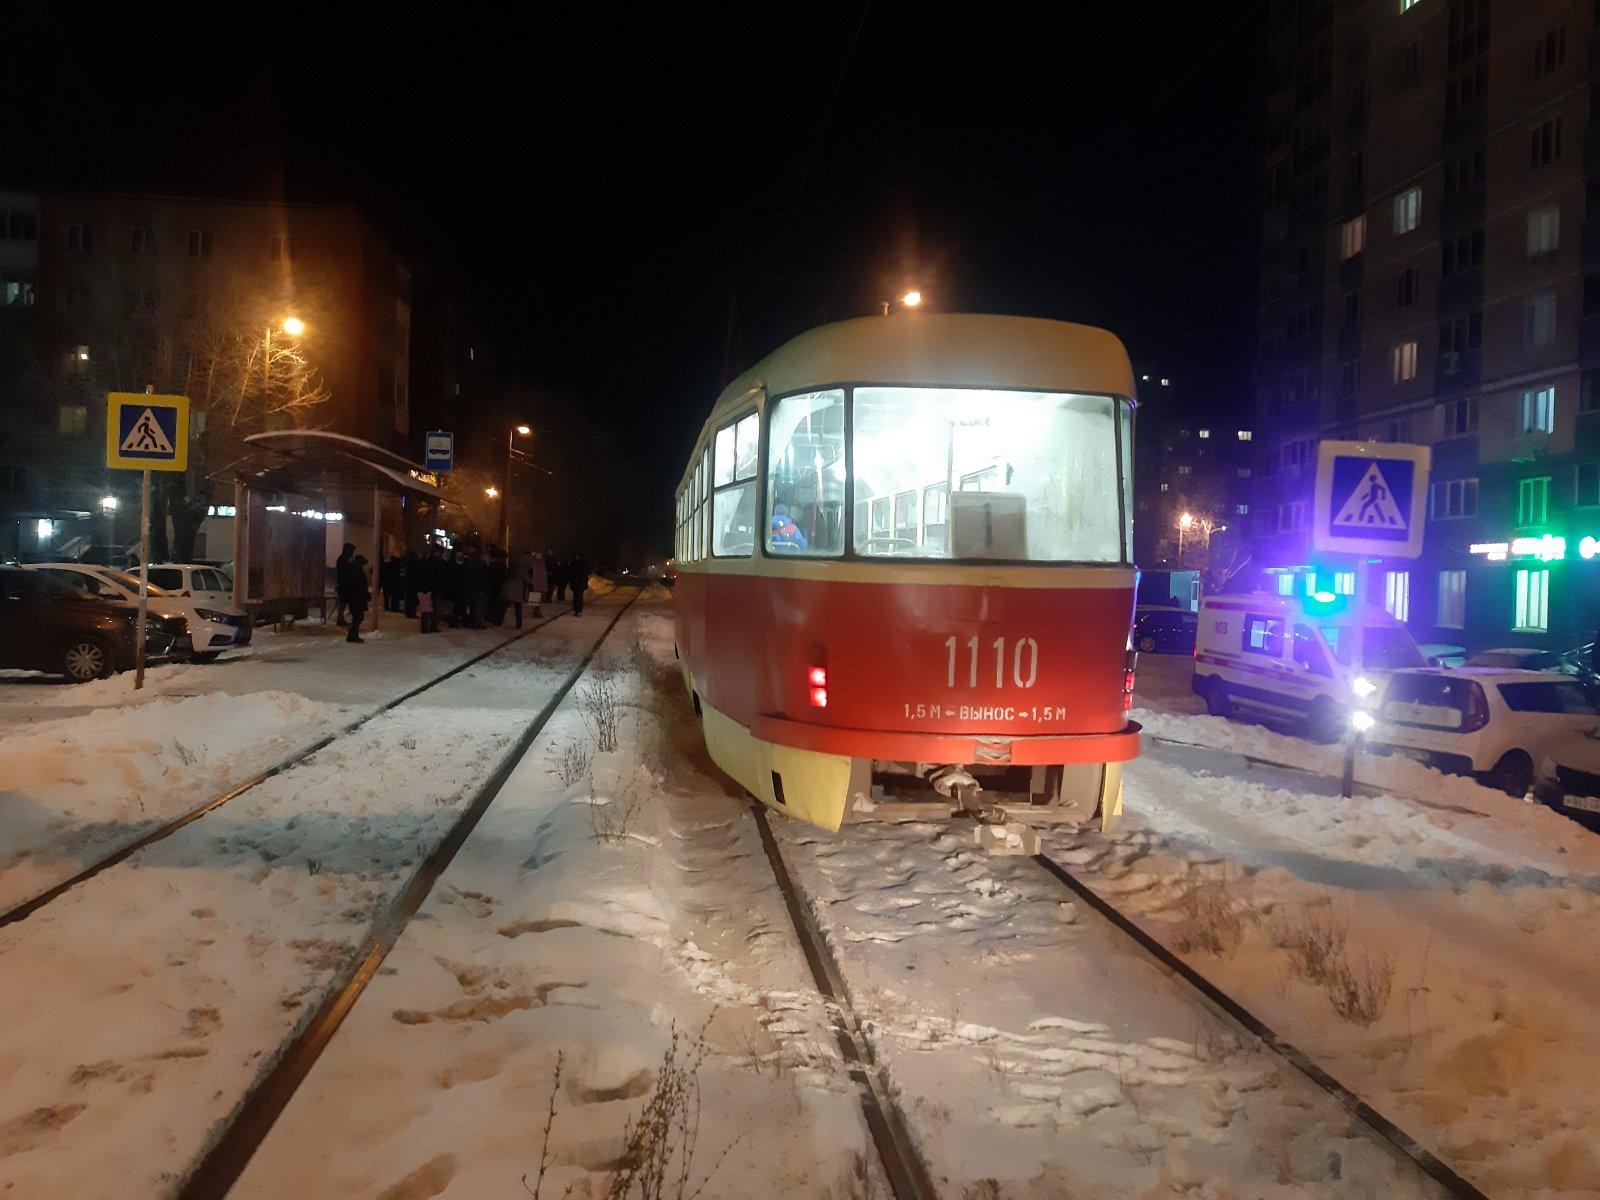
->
[768,505,809,551]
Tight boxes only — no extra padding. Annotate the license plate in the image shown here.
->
[1562,792,1600,813]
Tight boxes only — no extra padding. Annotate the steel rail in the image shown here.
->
[177,587,641,1199]
[748,802,940,1200]
[0,609,573,930]
[1033,850,1491,1200]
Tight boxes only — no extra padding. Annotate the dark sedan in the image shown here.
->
[1134,607,1198,655]
[0,567,189,681]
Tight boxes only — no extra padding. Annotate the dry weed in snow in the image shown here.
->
[1170,868,1257,957]
[551,739,594,788]
[582,675,623,753]
[523,1025,738,1200]
[1278,901,1396,1026]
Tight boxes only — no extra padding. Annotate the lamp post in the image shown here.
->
[500,423,532,549]
[1177,511,1195,561]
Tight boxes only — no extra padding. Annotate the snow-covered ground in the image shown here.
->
[1,611,1593,1197]
[231,606,876,1199]
[0,598,627,1197]
[1124,650,1600,1198]
[0,616,555,915]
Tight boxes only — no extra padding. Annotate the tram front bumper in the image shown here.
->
[749,714,1142,767]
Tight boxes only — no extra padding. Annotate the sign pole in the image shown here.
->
[135,467,151,690]
[1341,558,1370,798]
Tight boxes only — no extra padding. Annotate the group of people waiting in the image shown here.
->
[357,544,590,635]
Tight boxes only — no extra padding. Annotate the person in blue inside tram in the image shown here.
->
[769,506,808,551]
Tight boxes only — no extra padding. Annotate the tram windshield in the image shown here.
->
[765,386,1129,562]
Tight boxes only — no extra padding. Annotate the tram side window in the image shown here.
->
[766,389,846,555]
[713,412,759,556]
[852,387,1125,561]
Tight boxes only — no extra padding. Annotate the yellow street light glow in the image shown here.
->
[485,486,499,498]
[280,316,306,337]
[900,290,922,308]
[1179,512,1195,529]
[515,424,532,436]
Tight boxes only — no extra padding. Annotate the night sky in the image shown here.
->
[7,1,1264,556]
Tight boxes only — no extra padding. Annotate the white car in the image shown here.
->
[26,563,252,662]
[1533,731,1600,820]
[145,563,234,608]
[1371,667,1600,795]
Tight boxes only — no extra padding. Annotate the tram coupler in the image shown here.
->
[924,766,1041,855]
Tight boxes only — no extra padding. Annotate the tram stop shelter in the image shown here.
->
[230,430,448,631]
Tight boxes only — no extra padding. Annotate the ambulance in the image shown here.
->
[1190,591,1428,741]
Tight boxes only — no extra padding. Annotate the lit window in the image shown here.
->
[1520,386,1556,434]
[1277,573,1296,596]
[1515,568,1550,632]
[1437,570,1466,629]
[1393,187,1421,235]
[1384,570,1411,623]
[1392,340,1418,382]
[1198,429,1211,439]
[712,411,760,556]
[1518,476,1551,525]
[1399,0,1418,12]
[765,390,845,557]
[1236,503,1249,515]
[1527,205,1560,256]
[1334,571,1355,595]
[1341,215,1366,260]
[850,387,1127,562]
[1237,430,1253,441]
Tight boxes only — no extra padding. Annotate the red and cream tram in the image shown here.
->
[672,313,1140,831]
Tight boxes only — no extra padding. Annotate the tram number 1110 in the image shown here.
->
[945,635,1040,689]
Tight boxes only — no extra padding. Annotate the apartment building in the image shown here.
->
[0,191,412,558]
[1254,0,1600,652]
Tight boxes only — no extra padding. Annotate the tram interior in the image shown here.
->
[765,387,1126,562]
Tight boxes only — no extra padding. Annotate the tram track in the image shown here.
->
[1030,847,1492,1200]
[176,586,641,1199]
[0,609,572,931]
[748,801,940,1200]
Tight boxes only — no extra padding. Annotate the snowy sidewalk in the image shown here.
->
[0,598,625,1198]
[0,612,571,915]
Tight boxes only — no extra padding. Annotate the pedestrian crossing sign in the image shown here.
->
[1312,439,1430,558]
[106,392,189,471]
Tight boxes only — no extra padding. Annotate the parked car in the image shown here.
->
[1133,607,1198,654]
[0,567,189,682]
[1532,731,1600,820]
[145,562,234,608]
[25,563,250,661]
[1192,591,1426,742]
[1371,668,1600,795]
[1464,647,1566,672]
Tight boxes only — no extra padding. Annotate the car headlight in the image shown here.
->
[194,608,225,621]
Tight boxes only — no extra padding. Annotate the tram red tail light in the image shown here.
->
[1122,650,1137,712]
[806,662,828,708]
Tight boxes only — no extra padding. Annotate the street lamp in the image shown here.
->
[882,288,924,315]
[265,315,306,391]
[500,423,533,548]
[1177,511,1195,560]
[485,486,499,498]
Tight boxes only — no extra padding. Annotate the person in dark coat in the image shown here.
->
[379,555,402,612]
[551,554,568,604]
[339,552,371,643]
[403,550,421,618]
[332,543,355,626]
[461,547,488,629]
[567,551,590,616]
[486,546,508,626]
[445,550,465,627]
